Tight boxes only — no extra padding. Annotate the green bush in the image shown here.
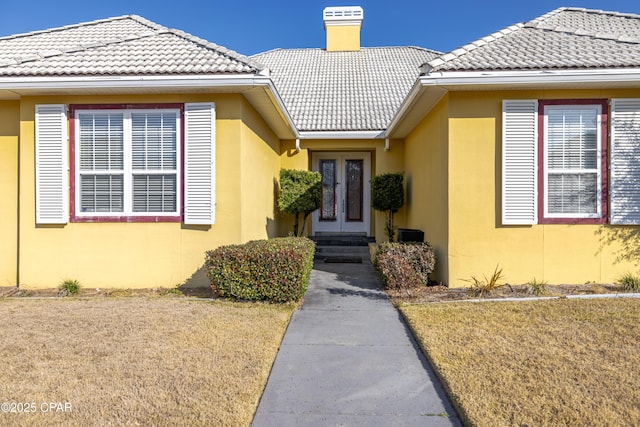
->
[58,279,81,296]
[371,173,404,241]
[374,242,435,290]
[279,169,322,236]
[526,277,548,296]
[619,272,640,291]
[205,237,315,302]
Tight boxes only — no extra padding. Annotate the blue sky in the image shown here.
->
[2,1,640,55]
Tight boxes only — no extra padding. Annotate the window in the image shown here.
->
[502,99,609,225]
[72,106,181,220]
[35,102,215,225]
[540,101,606,222]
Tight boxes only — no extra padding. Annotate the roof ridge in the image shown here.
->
[0,14,265,74]
[425,23,524,72]
[0,14,160,42]
[0,15,168,69]
[535,7,640,23]
[165,27,265,72]
[253,46,443,56]
[525,7,568,27]
[526,7,640,44]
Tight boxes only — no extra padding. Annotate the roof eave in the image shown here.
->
[387,67,640,138]
[422,67,640,89]
[385,78,447,139]
[298,130,385,140]
[0,73,297,139]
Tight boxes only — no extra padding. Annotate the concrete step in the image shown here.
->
[314,244,372,264]
[315,245,370,255]
[311,234,375,247]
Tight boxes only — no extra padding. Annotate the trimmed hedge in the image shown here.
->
[374,242,435,289]
[205,237,315,302]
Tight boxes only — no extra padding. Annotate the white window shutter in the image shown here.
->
[35,104,68,224]
[502,100,538,225]
[610,99,640,225]
[184,103,215,225]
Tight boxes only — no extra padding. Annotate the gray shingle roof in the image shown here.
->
[252,47,440,132]
[0,15,263,75]
[427,7,640,72]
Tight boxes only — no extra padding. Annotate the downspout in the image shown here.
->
[384,137,390,152]
[16,132,20,288]
[295,138,301,152]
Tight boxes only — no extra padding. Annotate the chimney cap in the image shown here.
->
[323,6,363,26]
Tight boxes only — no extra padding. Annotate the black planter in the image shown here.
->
[397,228,424,243]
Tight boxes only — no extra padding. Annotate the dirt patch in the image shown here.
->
[0,285,215,299]
[386,282,629,304]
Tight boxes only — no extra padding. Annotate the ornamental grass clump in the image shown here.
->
[526,277,548,296]
[374,242,435,290]
[205,237,315,303]
[465,265,505,298]
[619,272,640,291]
[58,279,81,296]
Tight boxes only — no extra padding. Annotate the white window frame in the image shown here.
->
[73,108,182,218]
[542,104,603,220]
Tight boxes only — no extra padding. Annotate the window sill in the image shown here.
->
[71,215,182,223]
[538,217,607,225]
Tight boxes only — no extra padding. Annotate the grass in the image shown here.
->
[619,272,640,291]
[400,298,640,426]
[525,277,548,296]
[58,279,81,296]
[464,265,505,297]
[0,298,294,426]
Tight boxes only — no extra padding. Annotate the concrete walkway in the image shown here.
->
[252,260,461,426]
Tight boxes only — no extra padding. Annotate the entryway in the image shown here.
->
[311,152,371,235]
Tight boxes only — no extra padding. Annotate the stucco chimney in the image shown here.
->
[323,6,363,52]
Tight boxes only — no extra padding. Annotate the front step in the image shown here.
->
[311,234,375,247]
[312,235,374,263]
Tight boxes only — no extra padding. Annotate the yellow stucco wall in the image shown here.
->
[404,96,450,284]
[16,93,280,289]
[0,101,19,286]
[239,97,280,240]
[445,89,640,287]
[325,25,361,52]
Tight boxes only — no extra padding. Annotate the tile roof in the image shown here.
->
[427,7,640,72]
[0,15,263,75]
[252,47,440,132]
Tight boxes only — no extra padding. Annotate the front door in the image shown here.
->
[311,152,371,235]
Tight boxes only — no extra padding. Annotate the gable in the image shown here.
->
[0,15,263,76]
[426,8,640,73]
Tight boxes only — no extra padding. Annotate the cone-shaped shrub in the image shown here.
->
[371,173,404,241]
[279,169,322,236]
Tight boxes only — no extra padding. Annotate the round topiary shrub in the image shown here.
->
[374,242,435,289]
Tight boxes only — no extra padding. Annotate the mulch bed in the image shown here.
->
[386,282,629,304]
[1,282,633,303]
[0,286,216,298]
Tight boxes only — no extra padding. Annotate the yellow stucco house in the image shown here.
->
[2,6,640,289]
